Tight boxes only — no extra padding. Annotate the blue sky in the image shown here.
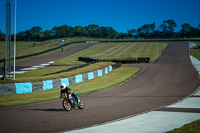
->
[0,0,200,33]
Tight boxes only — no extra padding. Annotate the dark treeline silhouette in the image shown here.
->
[1,24,120,41]
[128,20,200,39]
[0,19,200,41]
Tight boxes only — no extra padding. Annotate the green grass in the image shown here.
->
[166,119,200,133]
[71,66,140,94]
[1,38,199,63]
[190,41,200,60]
[0,67,140,108]
[14,66,72,80]
[0,38,134,62]
[0,38,105,62]
[0,41,36,60]
[53,42,168,65]
[0,40,62,66]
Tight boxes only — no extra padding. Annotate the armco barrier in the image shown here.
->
[15,82,32,94]
[0,84,16,95]
[88,72,94,80]
[32,82,43,92]
[75,75,83,83]
[98,70,103,77]
[43,80,53,90]
[0,63,121,96]
[61,78,69,86]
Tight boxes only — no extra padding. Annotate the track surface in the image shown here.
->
[0,42,200,133]
[15,43,95,67]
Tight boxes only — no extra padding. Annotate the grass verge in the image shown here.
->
[190,41,200,60]
[166,119,200,133]
[0,62,114,83]
[53,42,168,65]
[0,67,140,108]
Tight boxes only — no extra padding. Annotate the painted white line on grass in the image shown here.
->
[32,65,45,68]
[20,68,38,71]
[40,63,50,66]
[10,71,27,74]
[48,61,54,64]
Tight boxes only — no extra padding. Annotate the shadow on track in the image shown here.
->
[26,108,65,112]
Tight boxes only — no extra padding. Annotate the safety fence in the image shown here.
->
[0,63,121,96]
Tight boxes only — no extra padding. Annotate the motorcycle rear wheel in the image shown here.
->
[62,100,71,111]
[78,100,84,109]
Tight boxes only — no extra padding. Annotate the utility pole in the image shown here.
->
[14,0,17,80]
[4,0,11,80]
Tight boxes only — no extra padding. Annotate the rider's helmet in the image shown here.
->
[60,83,66,90]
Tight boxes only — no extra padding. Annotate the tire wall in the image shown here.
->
[78,57,150,63]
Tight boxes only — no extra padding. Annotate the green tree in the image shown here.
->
[82,27,89,37]
[43,30,51,39]
[87,24,99,37]
[24,30,32,41]
[107,26,117,39]
[181,23,193,37]
[157,24,167,38]
[180,23,200,37]
[137,22,156,38]
[74,26,83,36]
[51,26,57,36]
[99,26,107,38]
[30,26,43,41]
[163,19,177,37]
[67,26,75,37]
[0,30,5,41]
[127,29,136,37]
[60,25,69,37]
[131,29,136,36]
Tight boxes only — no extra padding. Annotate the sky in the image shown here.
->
[0,0,200,34]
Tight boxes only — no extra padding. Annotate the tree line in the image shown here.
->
[129,20,200,39]
[0,25,119,41]
[0,19,200,41]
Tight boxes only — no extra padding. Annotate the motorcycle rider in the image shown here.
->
[60,83,79,105]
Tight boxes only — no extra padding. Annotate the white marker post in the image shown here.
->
[14,0,17,80]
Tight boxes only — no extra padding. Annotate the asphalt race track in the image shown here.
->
[0,42,200,133]
[16,43,95,67]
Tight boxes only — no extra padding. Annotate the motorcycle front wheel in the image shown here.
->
[62,100,71,111]
[78,100,84,109]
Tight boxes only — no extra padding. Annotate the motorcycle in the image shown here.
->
[62,92,84,111]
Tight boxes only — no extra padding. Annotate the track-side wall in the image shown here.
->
[0,63,121,96]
